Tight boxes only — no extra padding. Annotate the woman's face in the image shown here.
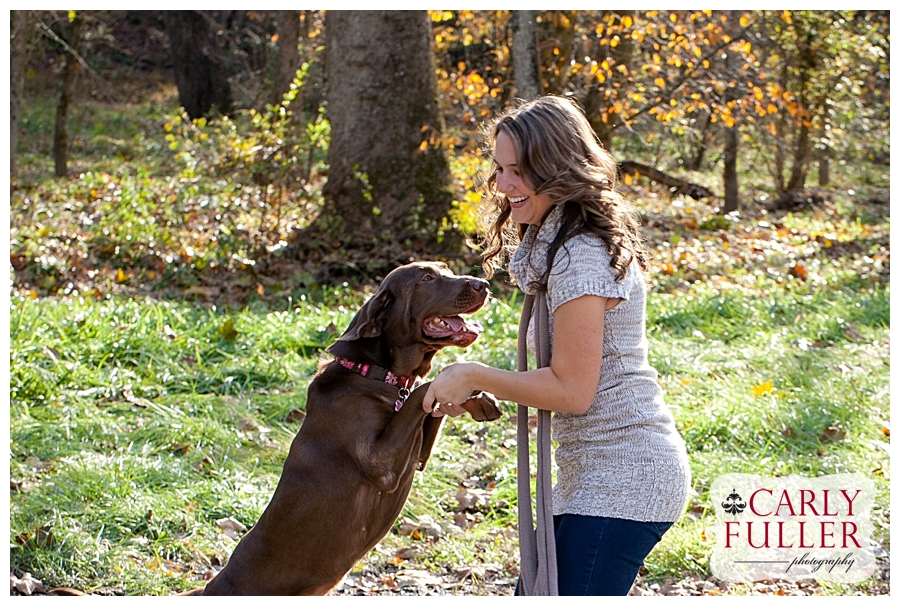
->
[493,130,555,226]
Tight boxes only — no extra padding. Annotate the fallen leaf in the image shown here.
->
[184,285,221,299]
[455,487,491,511]
[11,572,45,596]
[397,515,445,539]
[10,478,33,493]
[752,381,774,397]
[820,425,846,442]
[123,385,151,408]
[789,263,808,280]
[395,569,442,588]
[286,409,306,423]
[216,517,247,540]
[24,455,46,471]
[393,546,419,560]
[35,525,54,547]
[453,511,470,530]
[843,324,863,342]
[457,565,486,580]
[218,318,238,341]
[378,575,398,589]
[169,443,190,455]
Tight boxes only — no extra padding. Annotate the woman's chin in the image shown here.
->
[510,207,532,225]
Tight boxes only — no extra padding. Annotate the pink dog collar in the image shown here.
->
[333,356,419,411]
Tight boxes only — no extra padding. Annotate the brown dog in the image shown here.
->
[191,261,501,595]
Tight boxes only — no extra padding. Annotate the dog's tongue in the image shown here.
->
[442,316,469,333]
[423,315,484,343]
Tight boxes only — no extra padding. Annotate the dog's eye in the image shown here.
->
[421,274,434,282]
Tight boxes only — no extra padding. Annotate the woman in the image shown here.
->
[422,96,691,596]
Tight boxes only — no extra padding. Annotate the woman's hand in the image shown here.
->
[422,362,485,417]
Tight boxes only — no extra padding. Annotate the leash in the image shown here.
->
[334,356,418,411]
[516,291,558,596]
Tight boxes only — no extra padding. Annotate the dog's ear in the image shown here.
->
[327,288,394,349]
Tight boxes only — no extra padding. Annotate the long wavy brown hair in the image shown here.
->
[477,96,649,285]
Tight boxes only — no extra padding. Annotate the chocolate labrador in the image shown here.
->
[191,261,501,595]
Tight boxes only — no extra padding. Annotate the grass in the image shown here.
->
[9,270,890,595]
[10,74,890,596]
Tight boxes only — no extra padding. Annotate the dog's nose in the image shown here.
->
[470,278,489,293]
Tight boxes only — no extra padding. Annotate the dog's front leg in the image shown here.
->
[350,384,432,493]
[417,413,444,472]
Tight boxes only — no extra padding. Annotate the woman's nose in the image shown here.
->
[497,172,512,193]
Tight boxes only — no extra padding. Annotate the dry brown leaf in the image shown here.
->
[820,425,846,442]
[12,572,46,596]
[286,409,306,423]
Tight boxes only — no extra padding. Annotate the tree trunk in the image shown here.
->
[722,126,739,213]
[688,111,712,171]
[53,12,81,178]
[773,63,789,192]
[720,10,741,214]
[607,10,636,75]
[312,10,456,257]
[10,10,34,180]
[271,10,302,116]
[818,146,830,187]
[583,11,635,150]
[511,10,541,100]
[164,11,232,120]
[786,119,812,191]
[786,30,816,192]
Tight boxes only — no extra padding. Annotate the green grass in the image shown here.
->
[9,272,890,595]
[11,74,889,595]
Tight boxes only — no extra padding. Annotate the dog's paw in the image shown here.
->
[462,391,502,422]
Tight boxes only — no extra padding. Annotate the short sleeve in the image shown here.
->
[546,234,634,314]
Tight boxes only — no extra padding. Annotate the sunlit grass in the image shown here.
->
[10,266,890,594]
[11,74,889,596]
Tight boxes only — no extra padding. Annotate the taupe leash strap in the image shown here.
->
[516,291,559,596]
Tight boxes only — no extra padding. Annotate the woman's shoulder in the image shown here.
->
[547,232,639,308]
[553,231,614,274]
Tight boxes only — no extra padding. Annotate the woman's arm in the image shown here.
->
[423,294,614,416]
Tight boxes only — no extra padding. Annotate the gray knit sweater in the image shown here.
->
[509,204,691,522]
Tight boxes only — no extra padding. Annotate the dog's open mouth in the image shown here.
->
[423,315,484,347]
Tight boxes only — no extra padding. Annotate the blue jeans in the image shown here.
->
[517,514,673,596]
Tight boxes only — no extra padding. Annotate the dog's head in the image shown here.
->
[325,262,489,377]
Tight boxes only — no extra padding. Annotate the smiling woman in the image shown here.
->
[423,96,691,596]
